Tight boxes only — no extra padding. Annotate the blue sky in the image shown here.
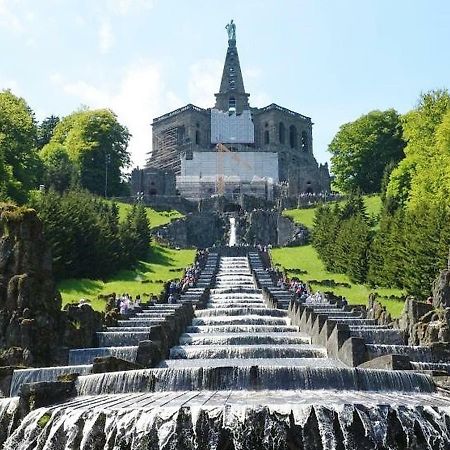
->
[1,0,449,168]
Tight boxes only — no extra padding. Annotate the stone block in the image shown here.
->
[338,337,367,367]
[327,323,350,360]
[0,366,23,397]
[136,340,162,367]
[19,381,75,416]
[358,354,412,371]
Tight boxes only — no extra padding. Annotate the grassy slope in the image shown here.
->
[115,202,184,229]
[283,195,382,229]
[271,245,405,317]
[58,203,189,311]
[58,243,195,311]
[276,196,404,318]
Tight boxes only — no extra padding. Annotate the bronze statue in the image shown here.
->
[226,19,236,41]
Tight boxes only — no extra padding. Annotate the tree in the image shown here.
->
[329,109,405,194]
[43,108,131,196]
[386,90,450,209]
[37,115,60,149]
[0,90,41,202]
[40,143,74,192]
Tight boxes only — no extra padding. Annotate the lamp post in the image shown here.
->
[105,153,111,198]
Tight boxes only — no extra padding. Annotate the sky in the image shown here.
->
[1,0,449,168]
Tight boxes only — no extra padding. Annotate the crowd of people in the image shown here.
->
[166,249,208,304]
[116,294,142,314]
[274,272,347,305]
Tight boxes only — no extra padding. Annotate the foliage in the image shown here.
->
[312,193,371,283]
[42,108,131,196]
[329,109,405,194]
[37,115,60,149]
[58,243,195,310]
[368,202,450,297]
[386,89,450,209]
[40,143,75,192]
[115,202,184,229]
[30,189,151,280]
[0,90,41,203]
[283,195,382,230]
[270,245,404,318]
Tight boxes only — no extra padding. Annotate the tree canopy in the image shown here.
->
[329,109,405,194]
[42,108,131,196]
[0,90,41,202]
[386,90,450,210]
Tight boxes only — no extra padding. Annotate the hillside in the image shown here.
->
[283,195,382,229]
[115,202,184,229]
[58,204,189,310]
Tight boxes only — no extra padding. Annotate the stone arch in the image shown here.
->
[279,122,285,144]
[301,131,309,152]
[264,130,270,144]
[289,125,298,149]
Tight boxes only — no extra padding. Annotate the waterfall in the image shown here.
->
[74,366,435,395]
[5,252,450,448]
[169,344,326,360]
[229,217,237,246]
[96,331,150,346]
[366,344,434,362]
[10,365,92,396]
[68,346,138,365]
[6,398,450,450]
[179,332,310,345]
[0,397,19,447]
[350,328,406,345]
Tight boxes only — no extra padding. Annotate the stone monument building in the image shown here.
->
[135,21,330,200]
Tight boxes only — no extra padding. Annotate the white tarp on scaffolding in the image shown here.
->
[179,151,278,182]
[210,108,254,144]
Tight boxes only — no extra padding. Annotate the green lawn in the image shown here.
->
[271,244,405,318]
[115,202,184,229]
[283,195,382,229]
[58,243,196,311]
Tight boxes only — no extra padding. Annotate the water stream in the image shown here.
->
[4,252,450,449]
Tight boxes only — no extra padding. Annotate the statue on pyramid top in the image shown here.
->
[226,19,236,41]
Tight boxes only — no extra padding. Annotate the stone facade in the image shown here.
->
[130,167,176,197]
[146,31,330,199]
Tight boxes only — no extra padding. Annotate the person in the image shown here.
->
[427,296,433,305]
[168,293,176,304]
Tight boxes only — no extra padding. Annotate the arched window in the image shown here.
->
[279,122,285,144]
[301,131,309,152]
[228,97,236,113]
[195,130,200,145]
[289,125,297,149]
[264,130,270,144]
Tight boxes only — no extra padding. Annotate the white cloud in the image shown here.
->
[98,20,114,53]
[50,61,182,167]
[188,59,222,108]
[0,0,24,32]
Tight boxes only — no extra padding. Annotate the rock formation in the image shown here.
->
[0,205,62,366]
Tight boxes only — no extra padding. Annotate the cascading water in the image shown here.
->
[9,365,92,396]
[229,216,237,246]
[68,345,138,365]
[5,252,450,449]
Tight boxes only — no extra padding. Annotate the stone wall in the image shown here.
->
[155,213,226,248]
[243,210,308,246]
